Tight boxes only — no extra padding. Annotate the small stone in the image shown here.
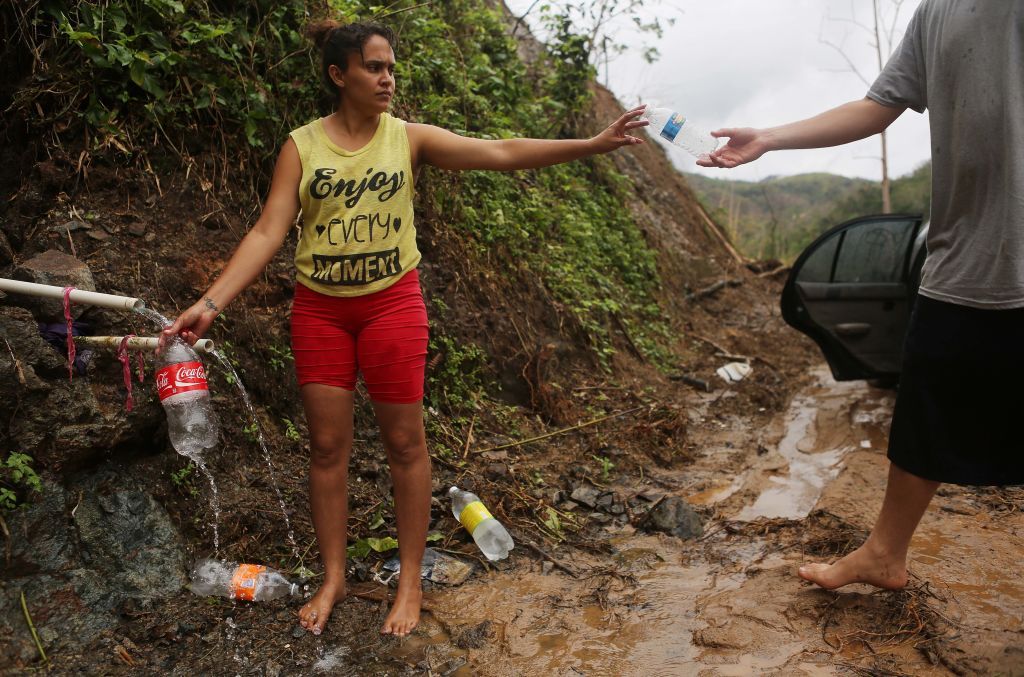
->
[127,222,147,237]
[51,220,91,233]
[641,496,704,539]
[88,229,111,242]
[570,485,600,509]
[541,561,554,575]
[291,625,306,638]
[588,512,613,524]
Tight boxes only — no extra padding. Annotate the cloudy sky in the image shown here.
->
[506,0,931,182]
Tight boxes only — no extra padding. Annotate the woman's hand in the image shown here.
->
[697,127,772,168]
[589,106,649,153]
[158,299,219,352]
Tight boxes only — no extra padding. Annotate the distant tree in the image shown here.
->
[512,1,678,86]
[820,0,912,213]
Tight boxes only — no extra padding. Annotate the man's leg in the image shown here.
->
[799,462,939,590]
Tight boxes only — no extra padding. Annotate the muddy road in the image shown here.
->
[390,366,1024,676]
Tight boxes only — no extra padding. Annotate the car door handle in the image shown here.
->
[835,323,871,337]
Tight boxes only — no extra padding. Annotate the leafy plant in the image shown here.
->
[170,461,199,498]
[591,454,615,480]
[0,453,42,511]
[281,418,301,442]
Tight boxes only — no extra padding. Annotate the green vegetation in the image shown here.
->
[687,162,931,262]
[11,0,672,392]
[0,452,42,511]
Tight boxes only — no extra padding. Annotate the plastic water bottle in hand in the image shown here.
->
[640,102,720,157]
[156,337,218,456]
[188,558,298,601]
[449,486,514,561]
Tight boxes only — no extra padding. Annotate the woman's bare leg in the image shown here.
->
[373,400,431,636]
[297,384,355,635]
[799,462,940,590]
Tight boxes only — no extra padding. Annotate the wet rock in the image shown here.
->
[127,222,147,237]
[0,469,187,665]
[595,492,615,511]
[570,485,600,509]
[588,512,613,525]
[291,625,306,638]
[265,659,283,677]
[10,250,96,321]
[88,229,111,242]
[641,496,704,539]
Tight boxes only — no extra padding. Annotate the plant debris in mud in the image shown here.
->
[818,580,969,676]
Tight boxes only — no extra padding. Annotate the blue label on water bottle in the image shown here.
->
[660,113,686,142]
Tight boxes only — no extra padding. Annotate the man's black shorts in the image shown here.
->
[888,295,1024,485]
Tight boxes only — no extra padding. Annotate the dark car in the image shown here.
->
[780,213,928,381]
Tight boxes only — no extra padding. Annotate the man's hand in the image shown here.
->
[697,127,772,168]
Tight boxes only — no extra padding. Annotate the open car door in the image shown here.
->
[781,214,924,381]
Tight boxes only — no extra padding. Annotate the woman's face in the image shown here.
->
[329,34,396,113]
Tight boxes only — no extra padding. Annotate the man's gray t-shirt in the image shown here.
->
[868,0,1024,309]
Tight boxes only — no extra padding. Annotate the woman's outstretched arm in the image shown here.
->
[407,106,648,172]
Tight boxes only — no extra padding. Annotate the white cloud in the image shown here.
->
[506,0,931,181]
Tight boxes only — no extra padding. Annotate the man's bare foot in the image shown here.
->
[381,581,422,637]
[798,541,909,590]
[298,578,346,636]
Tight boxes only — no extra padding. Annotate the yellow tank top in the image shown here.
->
[289,113,419,297]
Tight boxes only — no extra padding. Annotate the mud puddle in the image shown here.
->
[387,367,1024,675]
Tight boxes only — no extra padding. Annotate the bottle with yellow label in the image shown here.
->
[448,486,515,561]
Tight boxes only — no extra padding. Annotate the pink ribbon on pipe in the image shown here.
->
[62,287,76,381]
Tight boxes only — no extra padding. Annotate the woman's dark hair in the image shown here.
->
[305,19,398,103]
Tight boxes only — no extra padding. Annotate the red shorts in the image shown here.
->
[290,269,428,403]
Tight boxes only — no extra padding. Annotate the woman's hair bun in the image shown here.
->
[305,19,344,50]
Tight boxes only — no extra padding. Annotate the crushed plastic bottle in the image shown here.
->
[188,558,298,601]
[448,486,514,561]
[639,102,720,157]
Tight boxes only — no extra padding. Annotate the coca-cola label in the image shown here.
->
[156,361,209,401]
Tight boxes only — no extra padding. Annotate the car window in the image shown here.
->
[833,218,916,283]
[795,233,839,283]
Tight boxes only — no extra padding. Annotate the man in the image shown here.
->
[700,0,1023,590]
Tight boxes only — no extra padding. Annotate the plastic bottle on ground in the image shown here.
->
[639,102,720,157]
[156,336,219,456]
[188,558,298,601]
[448,486,515,561]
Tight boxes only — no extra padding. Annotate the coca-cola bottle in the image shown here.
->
[156,336,218,457]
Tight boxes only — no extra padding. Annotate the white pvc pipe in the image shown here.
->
[75,336,215,354]
[0,278,144,311]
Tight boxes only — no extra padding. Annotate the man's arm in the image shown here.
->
[698,98,906,169]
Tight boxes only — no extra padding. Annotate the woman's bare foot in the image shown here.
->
[381,580,422,637]
[798,541,909,590]
[298,578,346,636]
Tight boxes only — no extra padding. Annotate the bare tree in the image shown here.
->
[820,0,910,213]
[513,0,680,86]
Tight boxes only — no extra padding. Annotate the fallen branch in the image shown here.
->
[20,590,48,668]
[520,540,579,578]
[471,406,646,455]
[668,373,711,392]
[0,513,10,567]
[684,279,743,303]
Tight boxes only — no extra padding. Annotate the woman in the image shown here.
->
[163,19,647,637]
